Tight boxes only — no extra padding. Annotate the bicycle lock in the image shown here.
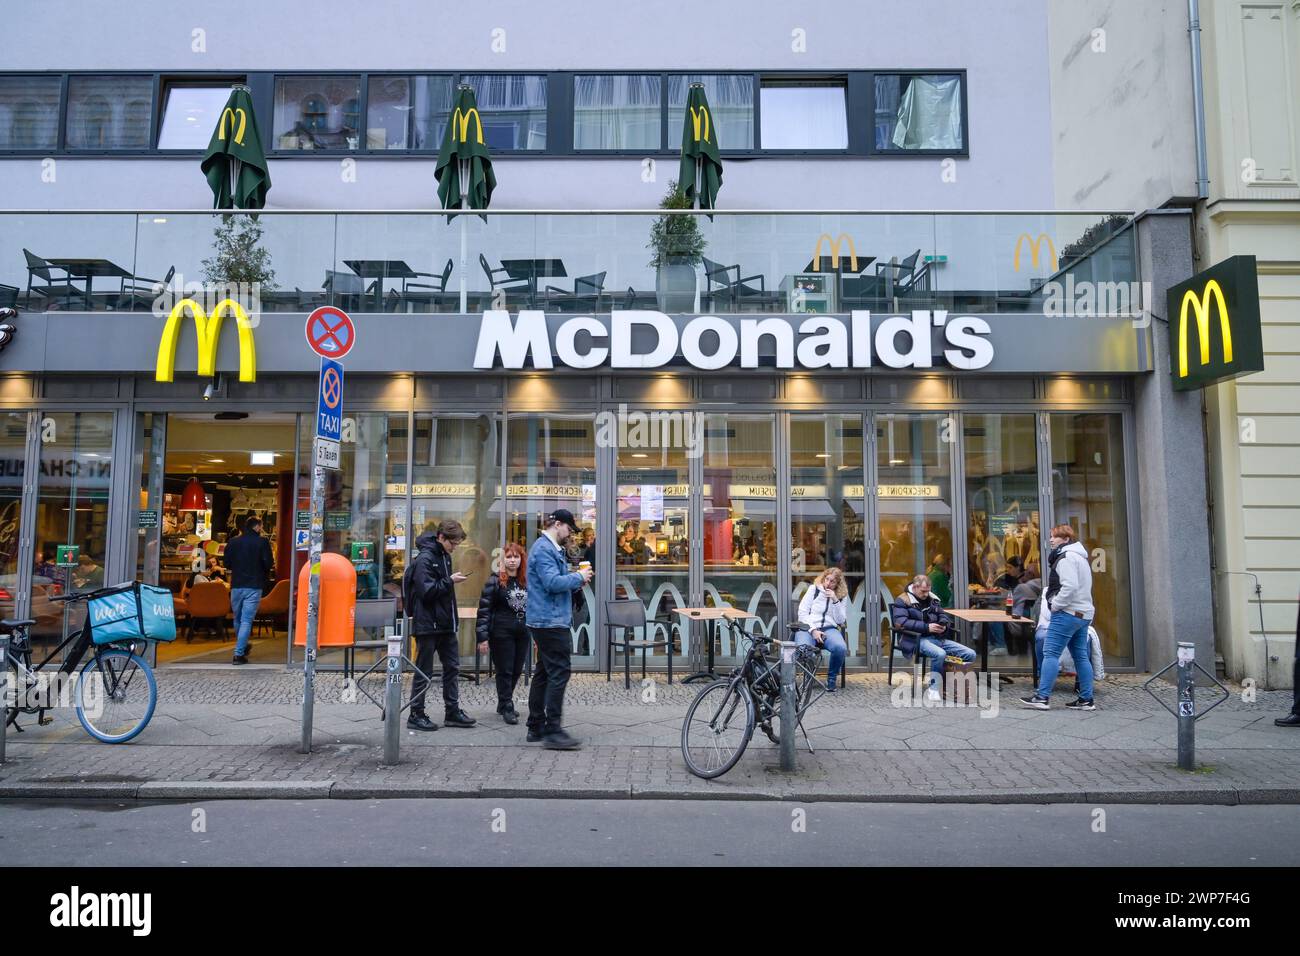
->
[1143,641,1230,770]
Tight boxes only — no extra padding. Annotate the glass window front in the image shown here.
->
[506,415,596,663]
[0,76,61,150]
[157,84,235,150]
[411,414,502,660]
[1050,413,1133,666]
[963,413,1041,667]
[366,75,454,150]
[574,74,661,150]
[702,414,777,655]
[874,73,964,151]
[459,74,548,150]
[65,76,152,150]
[791,414,865,657]
[668,74,754,149]
[273,75,362,150]
[760,80,848,150]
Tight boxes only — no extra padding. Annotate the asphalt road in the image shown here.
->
[3,799,1299,866]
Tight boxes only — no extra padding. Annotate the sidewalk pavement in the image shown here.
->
[2,669,1298,804]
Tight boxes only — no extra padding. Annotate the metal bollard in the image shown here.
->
[779,642,796,772]
[1176,641,1196,771]
[383,624,404,767]
[0,634,7,765]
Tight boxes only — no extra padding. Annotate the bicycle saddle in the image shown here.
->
[1,618,35,630]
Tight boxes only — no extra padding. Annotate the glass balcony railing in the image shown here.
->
[0,210,1138,315]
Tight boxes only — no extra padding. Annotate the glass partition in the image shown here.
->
[0,412,29,626]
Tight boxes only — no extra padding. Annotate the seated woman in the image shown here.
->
[796,566,850,692]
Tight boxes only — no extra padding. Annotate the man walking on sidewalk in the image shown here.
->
[525,509,592,750]
[224,515,274,665]
[1276,598,1300,728]
[406,520,477,732]
[1020,524,1095,711]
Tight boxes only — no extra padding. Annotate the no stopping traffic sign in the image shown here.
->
[306,307,356,359]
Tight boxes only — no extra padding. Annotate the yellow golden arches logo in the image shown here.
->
[218,107,248,146]
[1012,233,1058,272]
[689,105,711,144]
[812,233,858,272]
[452,107,484,145]
[1176,279,1233,379]
[155,298,257,383]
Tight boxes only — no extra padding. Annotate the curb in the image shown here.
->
[2,781,1299,804]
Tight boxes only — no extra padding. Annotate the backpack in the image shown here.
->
[401,550,423,617]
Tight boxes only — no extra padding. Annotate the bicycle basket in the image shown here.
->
[88,582,177,645]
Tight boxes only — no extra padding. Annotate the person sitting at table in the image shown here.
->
[891,573,974,702]
[796,566,850,692]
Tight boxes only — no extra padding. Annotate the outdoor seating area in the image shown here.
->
[0,211,1137,315]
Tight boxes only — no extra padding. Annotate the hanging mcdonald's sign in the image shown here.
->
[1166,255,1263,391]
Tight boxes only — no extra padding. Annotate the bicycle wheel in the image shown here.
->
[75,648,157,744]
[681,678,754,779]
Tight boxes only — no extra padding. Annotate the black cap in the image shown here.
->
[547,508,580,533]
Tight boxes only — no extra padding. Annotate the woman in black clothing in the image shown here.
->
[476,541,530,724]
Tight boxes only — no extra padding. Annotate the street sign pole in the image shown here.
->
[299,460,325,754]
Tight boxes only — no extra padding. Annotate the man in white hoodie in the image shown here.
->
[1019,524,1096,711]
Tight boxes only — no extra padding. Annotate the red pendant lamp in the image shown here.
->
[180,476,206,512]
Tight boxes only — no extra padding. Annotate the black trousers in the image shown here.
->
[1291,635,1300,717]
[489,625,529,709]
[526,626,572,735]
[410,630,459,716]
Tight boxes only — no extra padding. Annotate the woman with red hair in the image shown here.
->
[475,542,530,723]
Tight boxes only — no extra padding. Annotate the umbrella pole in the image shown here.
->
[693,156,703,312]
[459,158,469,313]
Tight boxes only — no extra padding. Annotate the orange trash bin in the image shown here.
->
[293,553,357,646]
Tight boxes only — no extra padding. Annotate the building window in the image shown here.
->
[759,79,848,150]
[272,75,362,150]
[573,74,661,150]
[668,74,754,149]
[874,73,964,151]
[459,73,548,150]
[365,75,454,150]
[157,81,238,150]
[65,75,153,150]
[0,76,61,150]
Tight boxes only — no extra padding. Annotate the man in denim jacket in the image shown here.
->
[525,509,592,750]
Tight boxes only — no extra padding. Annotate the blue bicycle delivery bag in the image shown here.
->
[88,581,178,645]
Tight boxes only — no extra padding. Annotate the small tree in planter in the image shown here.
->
[647,181,706,312]
[201,214,276,310]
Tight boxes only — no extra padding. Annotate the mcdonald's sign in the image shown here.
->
[1166,255,1263,391]
[689,105,711,144]
[1012,233,1058,273]
[811,233,858,272]
[155,298,257,383]
[452,107,484,145]
[219,107,247,146]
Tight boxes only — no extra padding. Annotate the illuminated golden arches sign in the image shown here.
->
[155,298,257,383]
[219,107,247,146]
[452,107,484,145]
[1165,255,1263,391]
[689,105,711,143]
[1012,232,1057,272]
[812,233,858,272]
[1176,279,1232,378]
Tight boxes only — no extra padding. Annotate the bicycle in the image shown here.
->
[680,619,827,779]
[3,582,171,744]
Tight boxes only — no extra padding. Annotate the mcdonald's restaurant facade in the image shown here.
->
[0,209,1223,678]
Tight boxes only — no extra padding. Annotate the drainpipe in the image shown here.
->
[1188,0,1211,199]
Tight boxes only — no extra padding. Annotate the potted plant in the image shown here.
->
[201,214,277,308]
[647,181,705,313]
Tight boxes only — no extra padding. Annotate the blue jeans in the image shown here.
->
[986,621,1006,650]
[1034,625,1047,675]
[230,587,262,657]
[918,637,976,688]
[1036,612,1093,700]
[795,627,847,686]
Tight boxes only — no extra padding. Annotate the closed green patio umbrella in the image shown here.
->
[201,86,271,209]
[678,83,722,211]
[436,85,497,311]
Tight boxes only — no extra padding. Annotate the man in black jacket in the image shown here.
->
[1277,597,1300,728]
[224,515,274,664]
[407,520,476,731]
[890,574,974,702]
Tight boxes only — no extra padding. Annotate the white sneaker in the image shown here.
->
[926,687,942,702]
[989,647,1008,656]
